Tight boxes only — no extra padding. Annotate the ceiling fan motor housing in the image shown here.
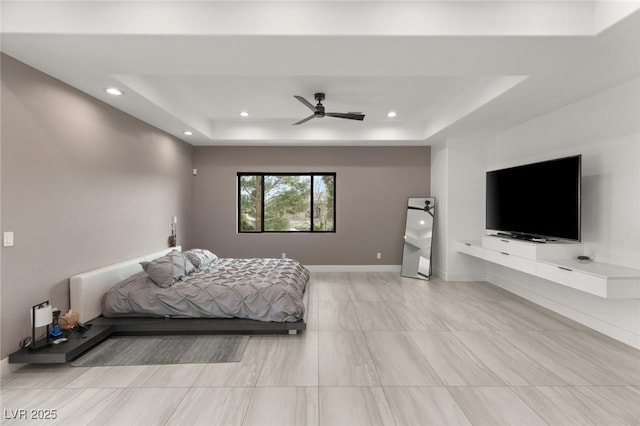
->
[313,92,324,118]
[314,93,326,116]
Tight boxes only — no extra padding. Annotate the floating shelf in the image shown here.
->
[456,236,640,299]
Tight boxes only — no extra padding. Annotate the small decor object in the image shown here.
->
[49,309,64,339]
[29,301,53,351]
[577,255,592,263]
[168,216,177,247]
[58,309,78,331]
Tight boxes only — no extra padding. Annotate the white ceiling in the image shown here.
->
[1,1,639,146]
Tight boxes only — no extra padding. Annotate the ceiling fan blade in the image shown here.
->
[294,95,317,112]
[292,114,316,125]
[326,112,365,121]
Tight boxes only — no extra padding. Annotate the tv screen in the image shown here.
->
[486,155,581,241]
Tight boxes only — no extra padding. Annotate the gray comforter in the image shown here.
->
[103,258,309,322]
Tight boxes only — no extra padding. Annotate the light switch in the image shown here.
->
[3,232,14,247]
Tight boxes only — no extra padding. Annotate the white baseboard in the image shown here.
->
[1,357,24,378]
[487,272,640,350]
[306,265,401,272]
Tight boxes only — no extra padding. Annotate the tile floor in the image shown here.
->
[1,272,639,425]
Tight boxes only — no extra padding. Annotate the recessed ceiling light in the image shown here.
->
[240,111,250,117]
[183,130,193,136]
[387,111,397,118]
[105,87,124,96]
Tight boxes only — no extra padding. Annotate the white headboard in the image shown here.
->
[70,247,181,322]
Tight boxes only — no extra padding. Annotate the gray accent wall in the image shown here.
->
[0,55,194,358]
[192,146,430,265]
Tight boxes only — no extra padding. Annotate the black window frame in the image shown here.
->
[237,172,337,233]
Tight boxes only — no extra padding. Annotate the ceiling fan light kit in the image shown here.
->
[293,92,365,125]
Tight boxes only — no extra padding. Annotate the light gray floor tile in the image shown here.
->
[432,281,515,302]
[449,386,547,426]
[317,276,351,301]
[129,363,205,388]
[369,273,405,300]
[243,387,318,426]
[382,280,432,304]
[364,331,442,386]
[166,387,252,426]
[352,301,404,331]
[383,387,472,426]
[514,386,636,425]
[463,281,518,300]
[344,273,384,301]
[430,301,506,331]
[0,388,59,424]
[193,337,265,387]
[585,330,640,353]
[319,331,380,386]
[497,331,632,385]
[576,386,640,424]
[1,364,89,389]
[66,365,148,388]
[305,298,319,331]
[408,331,505,386]
[449,301,519,330]
[543,331,640,384]
[319,387,394,426]
[317,301,361,331]
[385,299,449,331]
[42,388,122,426]
[495,300,583,330]
[407,280,473,302]
[3,273,636,426]
[307,275,320,301]
[473,300,549,330]
[90,387,188,426]
[454,331,566,385]
[256,332,318,386]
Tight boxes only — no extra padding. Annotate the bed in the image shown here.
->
[70,247,309,335]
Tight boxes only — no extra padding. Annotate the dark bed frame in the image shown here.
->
[8,295,307,365]
[11,248,308,364]
[90,315,306,335]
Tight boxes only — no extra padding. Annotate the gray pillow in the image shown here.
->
[184,256,196,275]
[141,249,191,287]
[183,249,217,270]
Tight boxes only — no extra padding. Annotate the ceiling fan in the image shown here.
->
[293,92,365,125]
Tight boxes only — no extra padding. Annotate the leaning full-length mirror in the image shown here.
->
[401,197,436,280]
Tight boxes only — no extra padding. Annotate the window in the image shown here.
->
[238,173,336,233]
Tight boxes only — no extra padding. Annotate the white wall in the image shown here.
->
[441,77,640,348]
[445,138,488,281]
[432,138,487,281]
[430,142,448,279]
[488,78,640,269]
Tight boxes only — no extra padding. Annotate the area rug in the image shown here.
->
[71,335,249,367]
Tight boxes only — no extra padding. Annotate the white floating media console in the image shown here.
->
[457,235,640,299]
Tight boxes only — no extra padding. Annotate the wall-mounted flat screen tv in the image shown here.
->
[486,155,581,242]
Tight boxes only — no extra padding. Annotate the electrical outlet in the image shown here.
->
[3,232,14,247]
[376,252,381,259]
[282,252,286,259]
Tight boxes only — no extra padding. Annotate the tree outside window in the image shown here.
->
[238,173,336,233]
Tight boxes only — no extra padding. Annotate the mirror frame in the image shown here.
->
[401,197,436,280]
